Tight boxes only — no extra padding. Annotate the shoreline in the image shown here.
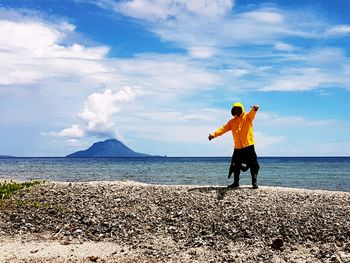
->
[1,181,350,262]
[2,178,349,194]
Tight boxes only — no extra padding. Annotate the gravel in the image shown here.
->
[0,181,350,262]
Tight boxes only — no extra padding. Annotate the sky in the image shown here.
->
[0,0,350,157]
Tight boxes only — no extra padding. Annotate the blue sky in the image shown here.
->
[0,0,349,157]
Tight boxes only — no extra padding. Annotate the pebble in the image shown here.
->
[271,238,284,250]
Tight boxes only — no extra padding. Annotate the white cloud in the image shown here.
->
[241,10,283,24]
[0,20,61,49]
[158,7,288,47]
[188,46,217,58]
[95,1,335,53]
[44,86,137,140]
[257,112,339,126]
[111,0,234,22]
[274,42,295,51]
[254,131,285,149]
[256,47,350,92]
[93,1,300,55]
[58,125,85,138]
[222,68,250,78]
[78,86,136,135]
[297,48,344,64]
[108,54,220,93]
[41,125,84,138]
[138,108,221,122]
[0,17,110,85]
[259,64,350,92]
[260,68,326,91]
[325,25,350,36]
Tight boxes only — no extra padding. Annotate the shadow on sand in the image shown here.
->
[188,186,256,200]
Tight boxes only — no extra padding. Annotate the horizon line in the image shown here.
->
[1,156,350,158]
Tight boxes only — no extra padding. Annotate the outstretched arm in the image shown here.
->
[208,120,232,141]
[247,104,259,120]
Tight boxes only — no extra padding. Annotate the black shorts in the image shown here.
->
[231,145,258,165]
[229,145,259,175]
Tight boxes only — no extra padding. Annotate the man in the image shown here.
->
[208,102,260,189]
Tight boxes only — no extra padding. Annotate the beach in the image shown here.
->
[0,181,350,262]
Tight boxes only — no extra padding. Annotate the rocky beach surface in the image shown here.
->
[1,181,350,262]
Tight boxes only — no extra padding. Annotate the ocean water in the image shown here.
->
[0,157,349,192]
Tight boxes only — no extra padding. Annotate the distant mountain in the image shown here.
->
[66,139,157,158]
[0,155,14,158]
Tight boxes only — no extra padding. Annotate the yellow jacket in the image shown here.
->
[211,102,257,149]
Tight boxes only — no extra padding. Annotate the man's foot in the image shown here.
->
[228,182,239,188]
[252,183,259,189]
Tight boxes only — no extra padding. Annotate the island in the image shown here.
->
[66,139,158,158]
[0,155,14,158]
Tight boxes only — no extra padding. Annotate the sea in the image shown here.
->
[0,157,349,192]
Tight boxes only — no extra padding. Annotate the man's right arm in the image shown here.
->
[208,120,232,141]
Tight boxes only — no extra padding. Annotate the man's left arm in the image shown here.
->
[247,104,259,120]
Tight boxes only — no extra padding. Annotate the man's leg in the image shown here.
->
[228,150,241,188]
[247,145,259,189]
[228,166,241,188]
[250,162,259,189]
